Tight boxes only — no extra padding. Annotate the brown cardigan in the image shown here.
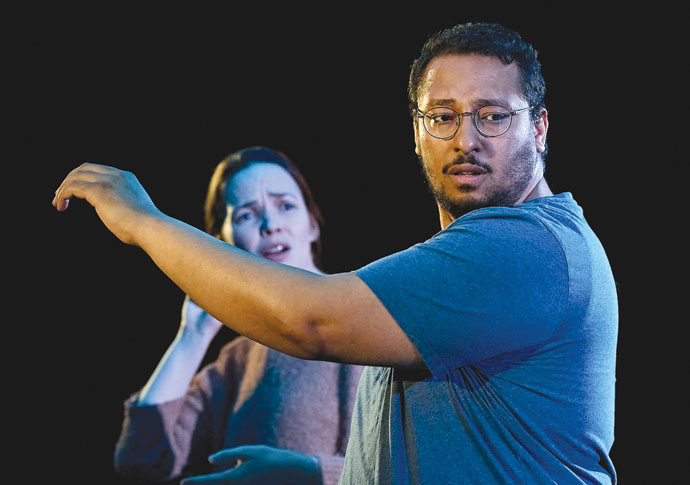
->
[114,336,363,484]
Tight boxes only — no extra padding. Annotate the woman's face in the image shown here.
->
[220,162,319,271]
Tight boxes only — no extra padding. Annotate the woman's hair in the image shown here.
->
[204,146,325,270]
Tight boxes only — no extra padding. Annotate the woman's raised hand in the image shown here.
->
[180,296,223,341]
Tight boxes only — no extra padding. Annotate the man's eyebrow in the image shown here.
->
[427,98,457,107]
[424,97,511,109]
[473,97,511,108]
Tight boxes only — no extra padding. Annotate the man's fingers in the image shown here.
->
[53,170,116,209]
[73,162,116,172]
[52,163,122,207]
[63,162,117,179]
[54,164,108,196]
[53,165,127,211]
[180,446,262,483]
[53,179,103,211]
[208,445,261,467]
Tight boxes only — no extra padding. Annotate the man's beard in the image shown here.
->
[418,141,540,220]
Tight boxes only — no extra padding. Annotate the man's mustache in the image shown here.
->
[442,154,492,174]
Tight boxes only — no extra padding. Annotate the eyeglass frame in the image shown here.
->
[414,105,533,139]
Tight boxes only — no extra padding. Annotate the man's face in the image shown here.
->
[413,54,548,222]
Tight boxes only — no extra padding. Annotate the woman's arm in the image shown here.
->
[115,330,252,480]
[138,297,222,404]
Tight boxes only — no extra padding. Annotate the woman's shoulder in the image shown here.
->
[215,336,365,380]
[216,335,263,363]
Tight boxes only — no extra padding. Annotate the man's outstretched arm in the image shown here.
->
[53,163,422,367]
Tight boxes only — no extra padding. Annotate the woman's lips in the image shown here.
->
[260,243,291,262]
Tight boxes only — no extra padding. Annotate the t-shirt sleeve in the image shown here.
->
[355,208,569,379]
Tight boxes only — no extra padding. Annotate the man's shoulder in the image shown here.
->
[356,193,580,284]
[452,193,578,224]
[437,193,585,246]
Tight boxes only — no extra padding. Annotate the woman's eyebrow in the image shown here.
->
[234,201,259,210]
[268,192,298,199]
[234,193,297,209]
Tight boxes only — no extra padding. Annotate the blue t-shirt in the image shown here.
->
[340,193,618,484]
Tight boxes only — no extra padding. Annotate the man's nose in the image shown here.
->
[452,115,482,154]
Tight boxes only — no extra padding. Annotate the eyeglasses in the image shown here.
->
[415,105,532,139]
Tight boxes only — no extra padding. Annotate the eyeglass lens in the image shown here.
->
[423,106,513,138]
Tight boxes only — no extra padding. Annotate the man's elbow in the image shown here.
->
[287,316,344,363]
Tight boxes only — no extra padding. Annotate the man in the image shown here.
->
[53,22,617,484]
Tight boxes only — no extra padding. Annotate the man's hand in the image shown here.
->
[180,445,320,484]
[52,163,162,245]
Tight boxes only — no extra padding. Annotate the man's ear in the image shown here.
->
[535,109,549,154]
[413,118,421,155]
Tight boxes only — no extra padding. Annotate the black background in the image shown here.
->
[5,3,687,484]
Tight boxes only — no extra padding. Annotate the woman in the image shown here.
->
[114,147,363,484]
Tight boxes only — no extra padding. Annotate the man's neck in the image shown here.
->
[437,177,553,229]
[522,176,552,203]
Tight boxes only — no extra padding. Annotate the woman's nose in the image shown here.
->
[259,211,283,235]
